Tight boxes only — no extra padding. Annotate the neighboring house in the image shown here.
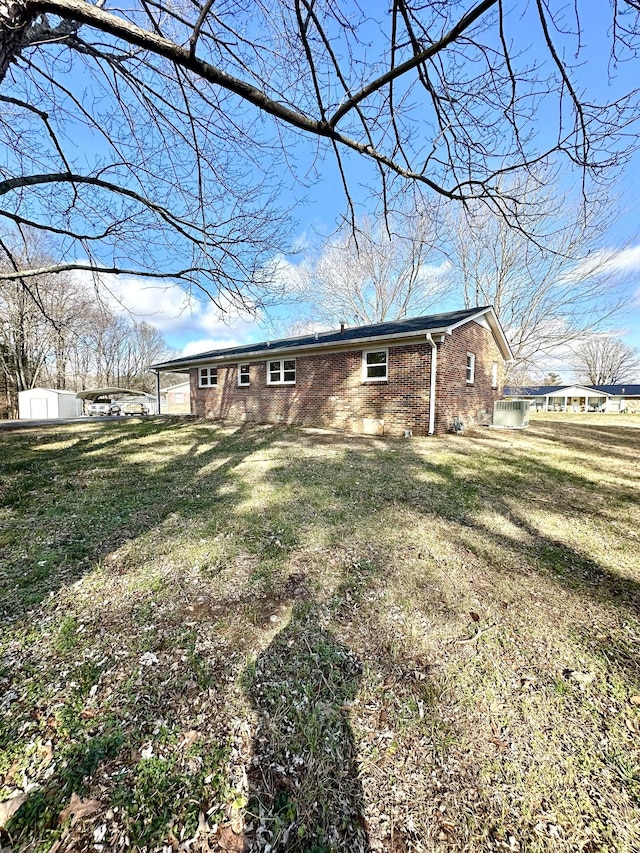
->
[504,384,640,413]
[151,306,512,436]
[161,381,191,414]
[18,388,83,420]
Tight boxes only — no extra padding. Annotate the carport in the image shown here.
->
[76,388,159,414]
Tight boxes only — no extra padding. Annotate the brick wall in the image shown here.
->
[434,320,504,433]
[190,320,504,436]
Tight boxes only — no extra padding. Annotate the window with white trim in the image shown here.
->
[267,358,296,385]
[466,352,475,384]
[362,349,388,381]
[491,361,498,388]
[238,363,250,386]
[198,366,217,387]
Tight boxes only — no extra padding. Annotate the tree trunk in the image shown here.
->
[0,0,32,84]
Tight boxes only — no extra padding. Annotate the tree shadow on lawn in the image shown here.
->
[0,423,402,850]
[4,415,636,624]
[527,419,640,468]
[2,422,462,852]
[243,605,371,853]
[262,426,640,683]
[0,419,283,617]
[2,418,640,850]
[273,425,639,598]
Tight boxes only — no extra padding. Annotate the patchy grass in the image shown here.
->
[0,413,639,852]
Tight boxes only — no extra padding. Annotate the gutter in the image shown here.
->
[150,325,455,372]
[425,333,438,436]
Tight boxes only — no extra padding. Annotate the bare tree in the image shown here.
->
[0,230,176,412]
[62,308,175,391]
[290,208,447,325]
[445,178,633,379]
[574,336,640,385]
[0,228,102,408]
[0,278,51,397]
[1,1,640,304]
[0,232,69,404]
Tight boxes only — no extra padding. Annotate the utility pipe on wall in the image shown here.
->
[425,333,437,435]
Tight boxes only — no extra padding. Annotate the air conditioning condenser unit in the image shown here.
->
[493,399,530,429]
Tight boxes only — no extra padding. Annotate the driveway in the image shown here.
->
[0,415,138,431]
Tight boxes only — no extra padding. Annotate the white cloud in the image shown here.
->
[417,260,452,280]
[72,271,263,355]
[262,254,307,293]
[561,243,640,284]
[602,244,640,273]
[181,337,244,356]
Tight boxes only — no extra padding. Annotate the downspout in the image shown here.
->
[425,333,437,436]
[154,370,161,415]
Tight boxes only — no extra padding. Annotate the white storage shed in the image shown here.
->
[18,388,83,420]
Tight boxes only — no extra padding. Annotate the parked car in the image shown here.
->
[87,401,121,416]
[119,401,149,416]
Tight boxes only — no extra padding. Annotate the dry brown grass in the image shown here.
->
[0,413,639,851]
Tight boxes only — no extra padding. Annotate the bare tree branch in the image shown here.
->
[574,335,640,384]
[1,0,639,305]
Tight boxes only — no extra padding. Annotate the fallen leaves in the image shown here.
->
[59,792,101,825]
[566,670,596,690]
[0,791,27,828]
[216,823,244,851]
[2,419,640,853]
[179,729,200,750]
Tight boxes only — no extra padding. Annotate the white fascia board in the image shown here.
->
[537,385,612,398]
[162,381,191,392]
[447,307,514,361]
[152,326,453,371]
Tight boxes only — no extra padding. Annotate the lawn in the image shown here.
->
[0,413,639,852]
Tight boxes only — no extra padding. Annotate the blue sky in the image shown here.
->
[102,144,640,367]
[86,3,640,374]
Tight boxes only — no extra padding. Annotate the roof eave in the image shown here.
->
[150,324,458,371]
[150,306,513,371]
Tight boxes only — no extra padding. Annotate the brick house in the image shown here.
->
[150,306,512,436]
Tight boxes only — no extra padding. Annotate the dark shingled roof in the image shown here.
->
[504,385,561,397]
[592,384,640,395]
[505,384,640,397]
[152,306,493,370]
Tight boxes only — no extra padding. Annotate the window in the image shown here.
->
[362,349,388,381]
[267,358,296,385]
[198,366,217,387]
[238,363,250,386]
[491,361,498,388]
[466,353,475,384]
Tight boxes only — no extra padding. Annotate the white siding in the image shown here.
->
[18,389,82,419]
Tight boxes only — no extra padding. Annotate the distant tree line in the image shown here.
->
[0,234,175,418]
